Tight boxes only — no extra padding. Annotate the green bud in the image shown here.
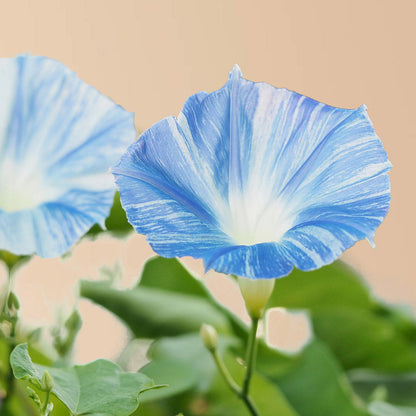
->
[7,292,20,311]
[26,386,41,406]
[65,309,82,333]
[200,324,218,352]
[41,371,54,391]
[238,277,275,319]
[28,376,42,389]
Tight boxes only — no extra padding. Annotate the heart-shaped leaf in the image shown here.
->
[11,343,162,416]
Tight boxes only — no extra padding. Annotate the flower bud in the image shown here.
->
[200,324,218,352]
[65,309,82,333]
[26,386,41,406]
[238,277,275,319]
[28,376,42,390]
[41,371,54,391]
[7,291,20,312]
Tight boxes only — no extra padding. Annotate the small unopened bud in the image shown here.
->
[65,309,82,333]
[7,292,20,312]
[28,376,42,390]
[200,324,218,352]
[26,386,41,406]
[238,277,275,319]
[41,371,54,391]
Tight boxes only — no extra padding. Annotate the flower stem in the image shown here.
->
[242,317,259,398]
[206,319,260,416]
[210,349,260,416]
[41,390,50,416]
[211,349,241,397]
[0,268,18,414]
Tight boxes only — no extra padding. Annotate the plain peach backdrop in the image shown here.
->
[0,0,414,363]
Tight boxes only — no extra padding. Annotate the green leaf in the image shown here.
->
[207,352,299,416]
[275,340,367,416]
[138,256,211,299]
[349,370,416,406]
[140,333,366,416]
[82,257,367,415]
[312,308,416,372]
[269,261,416,372]
[138,257,250,339]
[80,280,231,338]
[269,261,373,311]
[369,401,416,416]
[140,333,299,416]
[139,359,197,402]
[143,333,238,394]
[87,192,132,237]
[10,343,161,416]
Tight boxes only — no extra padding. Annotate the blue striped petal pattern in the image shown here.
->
[0,55,136,258]
[113,65,391,279]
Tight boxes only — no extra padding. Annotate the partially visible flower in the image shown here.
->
[113,65,391,279]
[0,55,136,258]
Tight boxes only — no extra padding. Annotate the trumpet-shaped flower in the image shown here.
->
[0,55,136,258]
[113,65,391,279]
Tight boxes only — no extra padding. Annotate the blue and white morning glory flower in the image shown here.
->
[113,65,391,279]
[0,55,136,258]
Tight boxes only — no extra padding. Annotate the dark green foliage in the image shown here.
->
[80,256,416,415]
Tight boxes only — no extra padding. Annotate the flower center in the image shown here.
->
[0,178,44,212]
[223,191,297,246]
[0,160,58,213]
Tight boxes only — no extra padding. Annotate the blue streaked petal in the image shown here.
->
[0,55,136,257]
[0,189,114,258]
[204,243,294,279]
[279,220,368,271]
[0,59,17,152]
[114,66,391,279]
[114,167,232,259]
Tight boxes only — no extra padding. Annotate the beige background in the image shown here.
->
[0,0,414,362]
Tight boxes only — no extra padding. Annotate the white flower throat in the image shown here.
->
[223,184,297,246]
[0,159,57,212]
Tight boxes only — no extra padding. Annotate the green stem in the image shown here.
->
[1,268,12,315]
[242,317,259,398]
[41,390,50,416]
[0,268,17,416]
[241,395,261,416]
[210,349,260,416]
[0,336,17,415]
[211,350,241,397]
[261,312,268,341]
[0,349,15,415]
